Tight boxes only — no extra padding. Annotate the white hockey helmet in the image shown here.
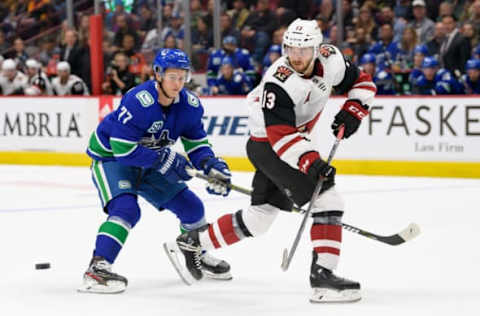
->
[282,18,323,59]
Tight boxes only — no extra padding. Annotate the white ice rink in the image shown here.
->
[1,165,479,316]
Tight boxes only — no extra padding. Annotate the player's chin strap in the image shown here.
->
[185,168,421,247]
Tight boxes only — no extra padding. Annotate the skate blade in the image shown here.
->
[77,279,126,294]
[163,242,195,286]
[203,270,233,281]
[310,288,361,303]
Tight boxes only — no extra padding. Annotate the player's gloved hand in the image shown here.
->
[202,157,231,196]
[300,153,336,193]
[155,147,193,183]
[331,99,369,139]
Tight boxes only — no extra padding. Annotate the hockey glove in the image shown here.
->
[202,157,232,196]
[331,99,369,139]
[155,147,193,183]
[299,152,336,194]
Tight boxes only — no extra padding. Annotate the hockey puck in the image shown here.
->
[35,263,51,270]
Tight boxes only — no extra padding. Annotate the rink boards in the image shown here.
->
[0,95,479,178]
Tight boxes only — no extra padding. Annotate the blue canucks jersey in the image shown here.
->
[86,80,214,169]
[213,70,252,95]
[413,68,461,95]
[207,48,255,87]
[368,41,402,69]
[374,69,396,95]
[460,74,480,94]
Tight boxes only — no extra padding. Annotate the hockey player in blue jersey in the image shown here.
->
[460,59,480,94]
[210,57,252,95]
[359,53,396,95]
[409,44,429,87]
[206,36,255,88]
[412,56,462,95]
[78,48,233,294]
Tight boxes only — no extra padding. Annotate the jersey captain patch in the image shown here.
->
[320,45,336,58]
[273,66,293,83]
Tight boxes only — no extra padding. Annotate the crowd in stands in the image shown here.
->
[1,0,480,96]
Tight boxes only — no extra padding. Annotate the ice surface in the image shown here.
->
[1,165,479,316]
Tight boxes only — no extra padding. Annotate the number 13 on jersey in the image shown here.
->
[262,90,276,109]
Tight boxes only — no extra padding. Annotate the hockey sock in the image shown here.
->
[310,211,343,270]
[94,216,131,263]
[199,210,252,250]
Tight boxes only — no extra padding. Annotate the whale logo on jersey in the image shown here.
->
[147,120,164,133]
[273,66,293,82]
[139,130,175,151]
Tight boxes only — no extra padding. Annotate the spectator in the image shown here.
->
[138,5,155,38]
[412,56,462,94]
[227,0,250,31]
[438,1,454,21]
[272,26,287,45]
[275,7,297,28]
[78,14,90,46]
[164,34,177,49]
[121,33,146,76]
[189,0,207,29]
[191,15,213,70]
[25,58,53,95]
[0,58,28,95]
[241,0,277,63]
[440,15,470,76]
[351,27,371,62]
[427,22,447,58]
[409,0,435,43]
[112,14,139,51]
[379,6,407,43]
[368,23,402,69]
[396,26,418,71]
[51,61,89,96]
[210,56,252,95]
[473,44,480,58]
[460,58,480,93]
[59,29,85,80]
[103,51,136,95]
[220,13,240,43]
[461,22,477,53]
[6,37,29,71]
[277,0,311,20]
[466,0,480,37]
[0,30,8,53]
[161,12,184,48]
[355,5,377,41]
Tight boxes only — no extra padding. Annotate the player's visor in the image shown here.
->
[162,70,191,83]
[284,46,314,58]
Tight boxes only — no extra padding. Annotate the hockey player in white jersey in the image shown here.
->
[51,61,89,96]
[165,18,377,303]
[0,58,28,95]
[24,59,53,95]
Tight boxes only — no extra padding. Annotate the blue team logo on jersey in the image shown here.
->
[147,120,164,133]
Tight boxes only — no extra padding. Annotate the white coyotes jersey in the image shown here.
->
[0,71,28,95]
[247,44,376,171]
[51,74,89,96]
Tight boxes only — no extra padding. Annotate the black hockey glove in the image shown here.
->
[307,158,336,194]
[331,99,369,139]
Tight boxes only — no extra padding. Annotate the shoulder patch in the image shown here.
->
[135,90,155,107]
[320,45,337,58]
[187,92,199,107]
[273,65,293,83]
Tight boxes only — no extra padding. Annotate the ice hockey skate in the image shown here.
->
[77,256,128,294]
[164,228,232,285]
[309,252,361,303]
[163,229,204,285]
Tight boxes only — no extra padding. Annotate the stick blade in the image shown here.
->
[281,248,289,271]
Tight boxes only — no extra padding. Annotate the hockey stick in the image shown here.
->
[188,167,420,247]
[280,126,345,271]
